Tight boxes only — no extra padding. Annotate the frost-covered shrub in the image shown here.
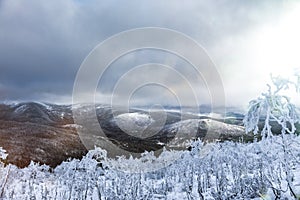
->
[0,139,299,199]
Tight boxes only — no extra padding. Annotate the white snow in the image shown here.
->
[34,102,52,110]
[113,112,155,138]
[61,124,83,129]
[14,104,28,113]
[114,112,154,125]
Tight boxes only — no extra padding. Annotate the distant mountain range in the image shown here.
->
[0,102,252,168]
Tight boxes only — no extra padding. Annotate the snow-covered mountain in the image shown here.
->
[0,102,250,167]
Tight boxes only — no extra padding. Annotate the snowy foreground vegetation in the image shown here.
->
[0,137,299,199]
[1,75,300,199]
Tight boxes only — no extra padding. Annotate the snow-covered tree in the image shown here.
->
[243,74,300,138]
[243,74,300,198]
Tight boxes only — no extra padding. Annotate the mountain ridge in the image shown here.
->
[0,102,249,168]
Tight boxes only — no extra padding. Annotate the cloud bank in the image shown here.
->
[0,0,299,107]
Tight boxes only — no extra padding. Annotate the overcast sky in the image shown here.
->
[0,0,300,107]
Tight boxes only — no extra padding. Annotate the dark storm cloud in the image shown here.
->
[0,0,286,104]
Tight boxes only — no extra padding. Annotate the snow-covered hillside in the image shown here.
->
[113,112,155,137]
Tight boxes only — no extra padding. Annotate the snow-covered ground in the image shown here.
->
[0,135,299,199]
[113,113,155,138]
